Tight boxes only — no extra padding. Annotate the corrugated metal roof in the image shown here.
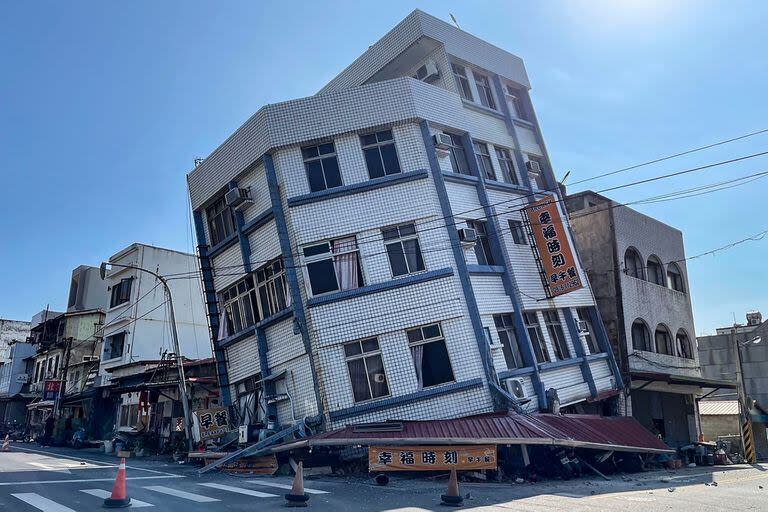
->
[699,400,740,416]
[304,412,673,454]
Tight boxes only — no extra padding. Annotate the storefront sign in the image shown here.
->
[43,380,62,400]
[369,445,497,472]
[524,196,583,297]
[195,407,230,440]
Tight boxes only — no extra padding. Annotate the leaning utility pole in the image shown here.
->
[731,324,757,463]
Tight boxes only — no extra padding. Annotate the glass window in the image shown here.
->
[474,72,497,109]
[505,84,525,120]
[302,142,342,192]
[361,130,401,179]
[382,223,425,277]
[467,220,495,266]
[495,147,519,185]
[221,276,259,335]
[103,332,126,360]
[254,258,289,319]
[494,314,524,369]
[508,219,527,245]
[667,263,685,292]
[302,237,363,296]
[624,248,644,279]
[676,330,694,359]
[631,319,652,352]
[655,325,674,355]
[451,63,474,101]
[473,141,496,180]
[577,308,599,354]
[544,310,571,360]
[206,195,236,246]
[344,338,390,403]
[647,256,665,285]
[407,323,454,389]
[110,277,133,308]
[523,312,550,363]
[445,133,470,175]
[527,155,547,190]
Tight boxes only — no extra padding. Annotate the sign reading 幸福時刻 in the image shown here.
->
[368,445,497,472]
[524,196,583,297]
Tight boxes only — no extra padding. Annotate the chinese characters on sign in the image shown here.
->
[43,380,62,401]
[524,197,583,297]
[194,407,230,440]
[368,445,497,472]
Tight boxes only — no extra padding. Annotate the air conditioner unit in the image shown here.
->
[526,160,542,175]
[372,373,386,384]
[224,187,253,210]
[504,378,527,400]
[414,60,439,82]
[457,227,477,246]
[433,133,453,150]
[576,320,589,333]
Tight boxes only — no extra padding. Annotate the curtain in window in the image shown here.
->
[347,358,370,402]
[411,344,424,390]
[333,238,358,291]
[217,300,231,341]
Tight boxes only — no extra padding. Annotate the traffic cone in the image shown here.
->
[103,457,131,508]
[2,434,9,452]
[284,461,309,507]
[440,469,464,507]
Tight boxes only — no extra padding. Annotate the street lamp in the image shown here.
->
[99,261,194,452]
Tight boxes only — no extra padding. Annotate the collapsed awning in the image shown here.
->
[275,412,674,454]
[631,371,738,390]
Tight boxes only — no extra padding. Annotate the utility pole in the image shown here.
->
[732,324,757,463]
[100,262,195,452]
[53,337,73,421]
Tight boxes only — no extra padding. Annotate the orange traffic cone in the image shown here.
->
[440,469,463,507]
[103,457,131,508]
[284,461,309,507]
[2,434,9,452]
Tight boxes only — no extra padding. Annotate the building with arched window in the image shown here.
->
[566,190,734,448]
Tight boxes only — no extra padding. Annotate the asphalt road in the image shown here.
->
[1,444,767,511]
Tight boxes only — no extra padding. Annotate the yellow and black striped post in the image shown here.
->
[742,417,756,464]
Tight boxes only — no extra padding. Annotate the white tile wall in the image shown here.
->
[471,275,513,315]
[247,219,281,269]
[226,334,261,383]
[237,164,271,224]
[212,244,244,291]
[516,125,543,156]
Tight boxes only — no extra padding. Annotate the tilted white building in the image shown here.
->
[187,10,624,432]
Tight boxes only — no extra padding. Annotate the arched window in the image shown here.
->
[655,324,674,355]
[647,256,665,286]
[676,329,694,359]
[624,248,644,279]
[667,262,685,292]
[631,319,652,352]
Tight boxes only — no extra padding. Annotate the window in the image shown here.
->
[302,142,342,193]
[344,338,389,403]
[495,147,519,185]
[544,310,571,360]
[676,329,694,359]
[667,262,685,292]
[119,404,140,428]
[467,220,495,265]
[235,375,264,426]
[523,312,550,363]
[473,141,496,180]
[494,314,524,369]
[527,156,547,190]
[407,323,454,389]
[361,130,401,179]
[34,361,41,382]
[624,248,644,279]
[110,277,132,308]
[508,219,527,245]
[474,72,497,109]
[221,276,259,335]
[647,256,665,285]
[382,223,425,277]
[205,195,236,246]
[303,237,363,296]
[655,325,674,355]
[577,308,599,354]
[103,332,126,360]
[451,63,473,101]
[505,85,525,119]
[631,319,652,352]
[255,258,289,319]
[445,133,471,175]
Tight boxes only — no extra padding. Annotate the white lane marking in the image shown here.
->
[13,446,178,475]
[28,462,71,473]
[11,493,78,512]
[80,489,153,507]
[0,475,183,486]
[248,480,329,494]
[199,482,279,498]
[143,485,220,502]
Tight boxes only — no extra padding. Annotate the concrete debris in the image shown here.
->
[514,478,525,484]
[668,487,676,492]
[660,477,673,483]
[705,482,718,487]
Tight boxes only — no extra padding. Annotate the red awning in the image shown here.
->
[281,412,673,454]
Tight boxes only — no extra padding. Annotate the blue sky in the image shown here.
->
[1,1,766,334]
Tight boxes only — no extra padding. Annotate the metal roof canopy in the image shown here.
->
[631,371,738,390]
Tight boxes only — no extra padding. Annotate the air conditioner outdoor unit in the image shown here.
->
[415,60,439,82]
[457,227,477,246]
[526,160,542,175]
[373,373,386,384]
[576,320,589,333]
[224,187,253,210]
[504,378,527,400]
[433,133,453,150]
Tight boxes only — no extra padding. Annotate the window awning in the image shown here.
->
[274,411,675,454]
[631,371,738,389]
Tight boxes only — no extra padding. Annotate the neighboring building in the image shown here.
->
[698,400,743,452]
[0,318,31,363]
[698,311,768,458]
[565,190,735,448]
[0,339,35,424]
[187,10,624,438]
[67,265,110,313]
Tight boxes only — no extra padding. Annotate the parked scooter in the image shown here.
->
[71,427,87,449]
